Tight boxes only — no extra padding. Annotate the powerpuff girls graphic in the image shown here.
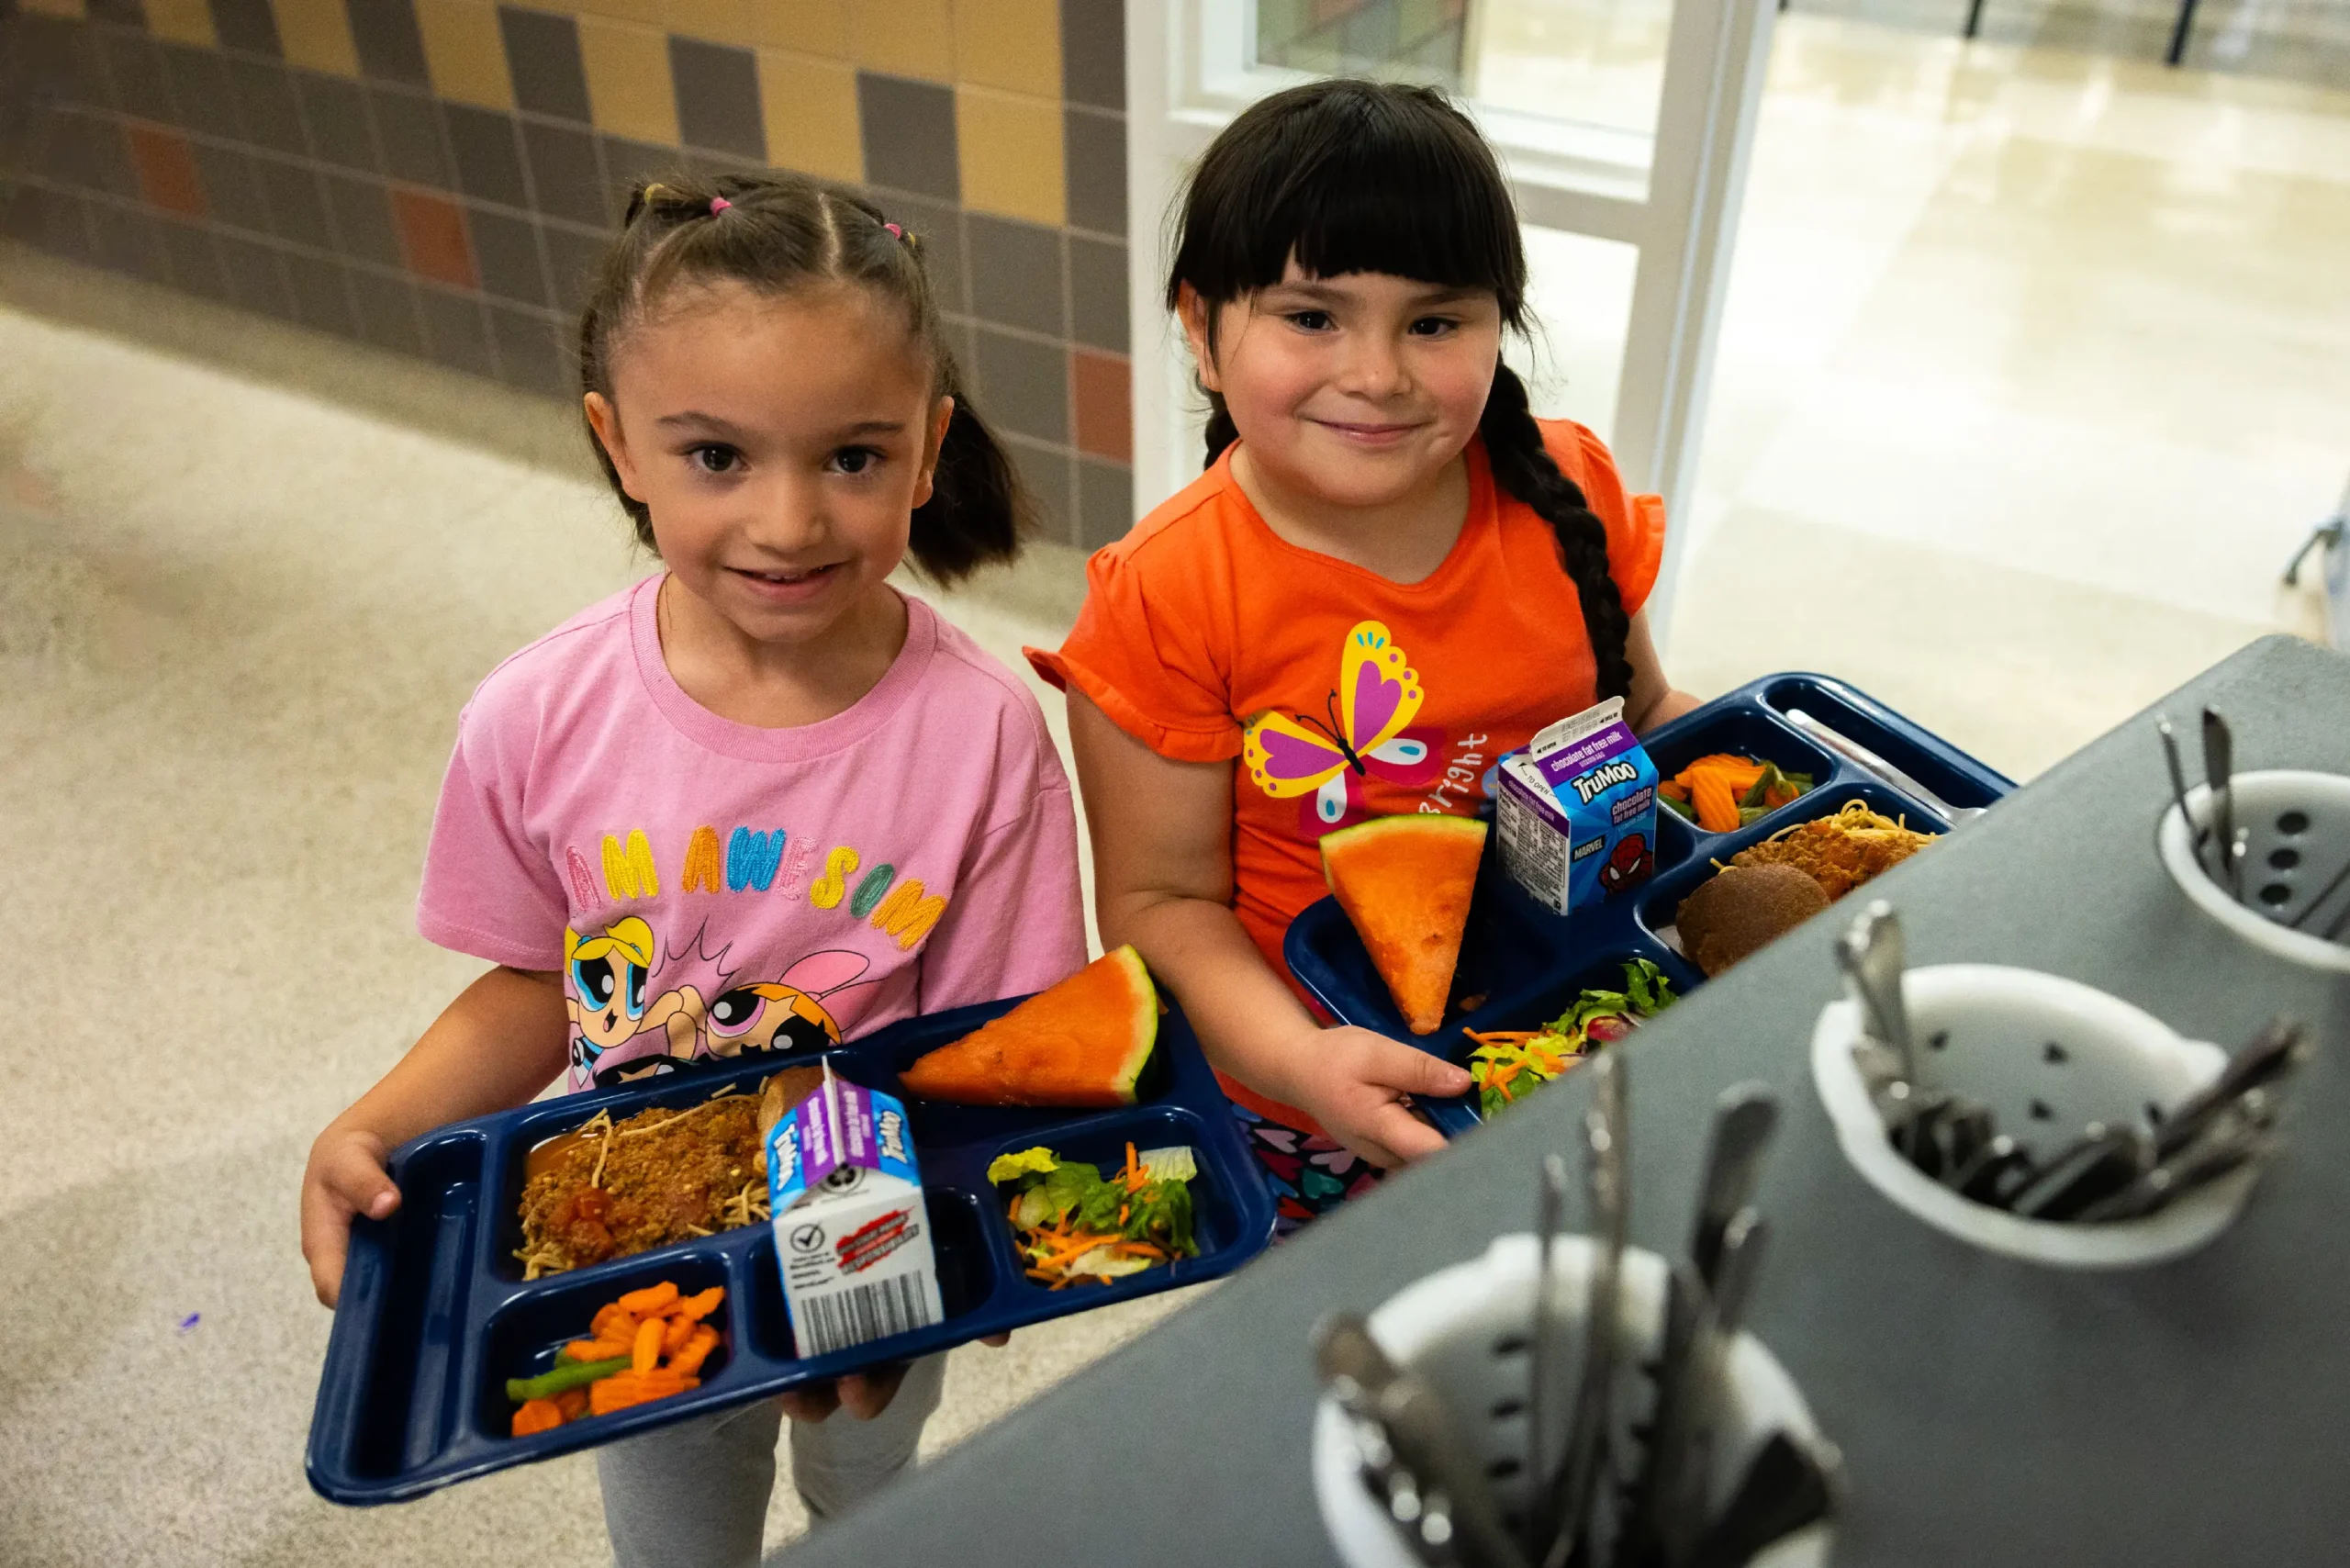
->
[562,918,878,1092]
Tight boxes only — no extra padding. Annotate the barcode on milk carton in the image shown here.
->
[798,1272,938,1358]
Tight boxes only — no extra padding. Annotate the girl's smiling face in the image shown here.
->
[586,278,948,651]
[1182,261,1504,513]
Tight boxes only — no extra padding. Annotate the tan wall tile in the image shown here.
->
[952,0,1058,97]
[417,0,512,110]
[273,0,360,76]
[580,17,681,145]
[572,0,667,22]
[143,0,218,47]
[759,49,860,184]
[755,0,847,57]
[665,0,755,46]
[847,0,952,83]
[957,87,1064,227]
[17,0,85,18]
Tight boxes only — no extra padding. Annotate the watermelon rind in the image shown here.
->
[1100,945,1160,1103]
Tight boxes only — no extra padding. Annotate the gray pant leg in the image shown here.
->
[599,1397,783,1568]
[788,1353,947,1521]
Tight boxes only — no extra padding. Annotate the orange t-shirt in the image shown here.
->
[1028,420,1665,1126]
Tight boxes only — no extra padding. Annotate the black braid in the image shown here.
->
[1203,393,1239,469]
[1479,363,1634,700]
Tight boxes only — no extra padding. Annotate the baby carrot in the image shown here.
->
[617,1282,680,1317]
[631,1317,665,1377]
[511,1397,565,1437]
[669,1326,720,1377]
[661,1314,698,1356]
[672,1286,725,1323]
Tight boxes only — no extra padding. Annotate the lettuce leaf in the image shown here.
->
[987,1147,1061,1186]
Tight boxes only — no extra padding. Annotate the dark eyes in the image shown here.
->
[831,446,881,475]
[1408,316,1458,336]
[689,443,740,474]
[1282,311,1458,335]
[1285,309,1333,331]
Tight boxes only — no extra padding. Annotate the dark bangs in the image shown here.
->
[1167,79,1528,330]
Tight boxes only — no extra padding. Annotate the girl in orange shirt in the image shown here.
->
[1031,80,1699,1231]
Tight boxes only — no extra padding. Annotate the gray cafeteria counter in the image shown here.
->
[778,634,2350,1567]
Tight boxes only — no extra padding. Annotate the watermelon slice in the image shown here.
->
[1320,815,1487,1035]
[898,946,1159,1106]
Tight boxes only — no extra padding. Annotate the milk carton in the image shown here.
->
[765,1066,944,1359]
[1494,697,1661,915]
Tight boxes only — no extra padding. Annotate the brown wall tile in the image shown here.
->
[669,36,760,158]
[349,0,431,85]
[498,5,590,121]
[19,0,92,18]
[87,0,143,21]
[965,212,1061,336]
[1076,455,1131,548]
[955,85,1060,226]
[444,100,527,202]
[1070,348,1129,462]
[415,0,509,108]
[212,0,284,55]
[972,324,1067,445]
[856,71,955,202]
[273,0,360,74]
[756,49,857,183]
[951,0,1058,96]
[147,0,221,46]
[1062,103,1121,235]
[579,16,678,144]
[127,122,209,215]
[846,0,949,83]
[391,184,475,286]
[1059,0,1120,110]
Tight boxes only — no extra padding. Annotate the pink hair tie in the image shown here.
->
[710,196,732,215]
[883,221,904,241]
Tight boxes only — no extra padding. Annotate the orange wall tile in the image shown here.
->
[143,0,218,47]
[952,0,1058,97]
[127,124,206,216]
[956,87,1065,227]
[391,188,477,288]
[758,50,861,184]
[1072,351,1132,463]
[272,0,360,76]
[416,0,513,110]
[847,0,953,83]
[755,0,848,56]
[580,17,681,144]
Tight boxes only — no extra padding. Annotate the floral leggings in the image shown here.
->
[1232,1100,1386,1238]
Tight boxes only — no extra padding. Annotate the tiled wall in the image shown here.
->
[0,0,1134,548]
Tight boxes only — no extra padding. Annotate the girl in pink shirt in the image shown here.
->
[298,174,1085,1561]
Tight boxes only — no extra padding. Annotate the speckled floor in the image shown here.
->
[2,15,2343,1565]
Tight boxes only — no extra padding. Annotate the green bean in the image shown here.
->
[506,1355,628,1404]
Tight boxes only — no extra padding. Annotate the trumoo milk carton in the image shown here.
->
[1495,696,1661,915]
[765,1066,945,1359]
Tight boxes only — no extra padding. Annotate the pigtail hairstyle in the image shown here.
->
[576,170,1029,583]
[1166,79,1634,699]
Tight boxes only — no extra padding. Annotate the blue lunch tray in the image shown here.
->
[306,993,1275,1504]
[1285,673,2018,1136]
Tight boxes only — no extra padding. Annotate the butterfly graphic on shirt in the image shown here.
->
[1242,621,1447,839]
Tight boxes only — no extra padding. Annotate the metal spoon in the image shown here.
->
[2203,708,2238,899]
[1836,902,1916,1084]
[1542,1051,1627,1568]
[2155,714,2203,854]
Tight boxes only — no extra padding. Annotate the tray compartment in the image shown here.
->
[1760,675,2010,811]
[1642,702,1841,840]
[347,1132,485,1482]
[487,1058,830,1285]
[475,1251,734,1443]
[1636,778,1955,958]
[741,1183,1002,1362]
[980,1105,1246,1295]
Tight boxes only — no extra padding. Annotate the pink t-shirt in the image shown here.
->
[419,575,1087,1095]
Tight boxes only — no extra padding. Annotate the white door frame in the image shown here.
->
[1123,0,1778,633]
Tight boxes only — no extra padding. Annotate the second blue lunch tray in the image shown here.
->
[1285,672,2018,1137]
[307,993,1276,1505]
